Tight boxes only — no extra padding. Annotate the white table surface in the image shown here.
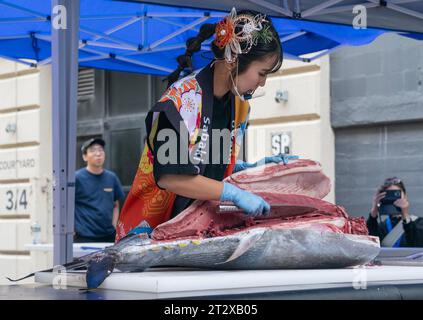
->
[35,265,423,299]
[25,243,113,257]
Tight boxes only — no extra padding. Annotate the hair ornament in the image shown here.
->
[214,8,270,63]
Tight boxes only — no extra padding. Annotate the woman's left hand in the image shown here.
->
[394,197,409,210]
[264,154,299,165]
[233,154,299,173]
[394,196,410,220]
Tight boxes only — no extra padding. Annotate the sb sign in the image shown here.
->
[0,184,32,216]
[271,132,292,155]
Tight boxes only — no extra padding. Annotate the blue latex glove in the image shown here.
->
[220,182,270,217]
[233,154,300,173]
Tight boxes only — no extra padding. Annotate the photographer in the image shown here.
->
[367,177,423,247]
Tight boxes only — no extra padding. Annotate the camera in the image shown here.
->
[379,190,402,215]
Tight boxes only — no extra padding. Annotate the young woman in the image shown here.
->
[367,177,423,247]
[116,9,297,241]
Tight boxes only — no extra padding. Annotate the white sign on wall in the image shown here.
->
[271,132,292,155]
[0,109,40,146]
[0,146,40,180]
[0,183,33,216]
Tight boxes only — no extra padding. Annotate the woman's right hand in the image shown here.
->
[220,182,270,217]
[371,191,386,218]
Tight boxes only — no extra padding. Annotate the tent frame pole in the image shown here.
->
[245,0,293,16]
[0,1,46,18]
[302,0,345,17]
[0,53,36,66]
[309,44,343,61]
[40,16,143,66]
[52,0,79,265]
[149,16,209,49]
[35,34,173,73]
[0,17,47,23]
[79,26,139,49]
[386,2,423,20]
[281,31,307,43]
[0,35,31,40]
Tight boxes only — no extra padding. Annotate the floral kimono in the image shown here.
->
[115,63,250,242]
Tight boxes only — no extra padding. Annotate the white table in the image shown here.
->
[34,265,423,299]
[25,243,113,257]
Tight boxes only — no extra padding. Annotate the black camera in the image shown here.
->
[379,190,402,215]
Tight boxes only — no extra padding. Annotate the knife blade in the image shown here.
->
[216,204,316,217]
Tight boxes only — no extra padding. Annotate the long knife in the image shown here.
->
[216,204,316,217]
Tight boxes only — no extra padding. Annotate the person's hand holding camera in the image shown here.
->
[371,191,386,218]
[394,196,410,221]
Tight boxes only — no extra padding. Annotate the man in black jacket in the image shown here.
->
[367,177,423,247]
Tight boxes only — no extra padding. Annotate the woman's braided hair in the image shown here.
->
[165,23,216,88]
[165,10,283,88]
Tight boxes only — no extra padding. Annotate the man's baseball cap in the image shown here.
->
[81,138,105,154]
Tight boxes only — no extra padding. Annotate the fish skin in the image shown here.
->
[85,226,380,289]
[11,225,378,289]
[113,228,380,272]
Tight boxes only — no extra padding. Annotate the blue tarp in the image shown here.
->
[0,0,420,75]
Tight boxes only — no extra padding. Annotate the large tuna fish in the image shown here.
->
[8,160,381,290]
[83,160,380,289]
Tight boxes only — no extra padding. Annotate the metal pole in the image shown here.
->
[52,0,79,265]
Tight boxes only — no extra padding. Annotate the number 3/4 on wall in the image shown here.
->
[1,185,31,215]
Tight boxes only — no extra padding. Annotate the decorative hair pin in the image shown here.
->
[214,7,272,63]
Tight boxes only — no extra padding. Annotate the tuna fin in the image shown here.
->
[86,252,116,290]
[216,229,265,265]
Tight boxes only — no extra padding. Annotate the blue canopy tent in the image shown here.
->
[1,0,411,73]
[123,0,423,34]
[0,0,422,265]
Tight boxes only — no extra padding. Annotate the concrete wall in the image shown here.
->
[331,33,423,217]
[0,60,53,284]
[248,56,335,203]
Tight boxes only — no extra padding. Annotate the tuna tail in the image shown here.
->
[9,221,152,287]
[86,251,117,290]
[10,250,118,289]
[85,221,152,289]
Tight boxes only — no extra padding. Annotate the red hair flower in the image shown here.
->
[215,17,234,49]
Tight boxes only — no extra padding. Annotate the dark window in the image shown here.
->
[153,75,168,102]
[77,69,105,121]
[77,68,171,197]
[109,129,141,191]
[108,71,150,116]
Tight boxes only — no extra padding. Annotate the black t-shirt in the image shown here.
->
[152,94,232,218]
[367,214,423,247]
